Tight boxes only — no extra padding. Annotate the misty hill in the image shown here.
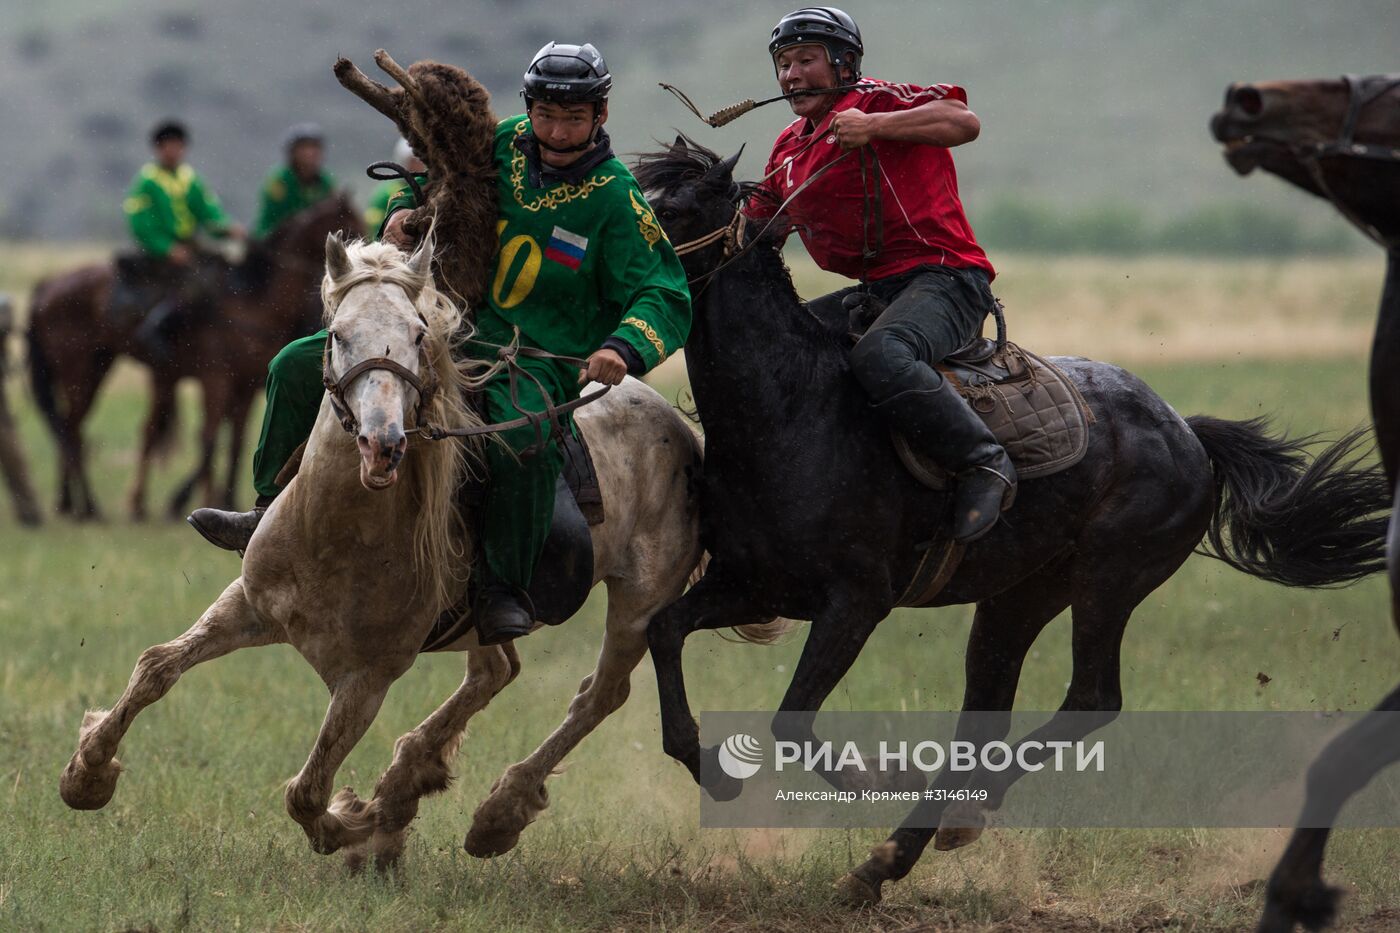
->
[2,0,1395,248]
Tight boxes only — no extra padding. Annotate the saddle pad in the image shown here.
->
[892,345,1093,490]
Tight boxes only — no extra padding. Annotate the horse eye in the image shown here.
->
[659,208,678,221]
[415,331,425,346]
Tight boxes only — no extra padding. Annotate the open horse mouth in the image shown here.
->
[359,459,400,491]
[1210,113,1272,175]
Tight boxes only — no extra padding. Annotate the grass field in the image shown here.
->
[2,248,1398,931]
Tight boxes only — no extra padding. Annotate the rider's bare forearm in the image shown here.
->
[870,100,980,147]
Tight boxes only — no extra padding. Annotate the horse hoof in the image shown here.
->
[833,870,883,906]
[59,753,122,810]
[934,800,986,851]
[1257,879,1342,933]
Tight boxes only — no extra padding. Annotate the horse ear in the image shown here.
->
[703,144,745,186]
[325,232,352,281]
[673,134,688,151]
[406,231,434,289]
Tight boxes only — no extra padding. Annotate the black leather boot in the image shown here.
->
[187,505,266,552]
[871,379,1018,543]
[473,583,536,646]
[133,298,180,365]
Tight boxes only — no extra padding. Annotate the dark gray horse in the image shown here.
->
[1213,74,1400,933]
[633,138,1391,905]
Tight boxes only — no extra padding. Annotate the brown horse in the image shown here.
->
[1212,74,1400,933]
[27,194,363,520]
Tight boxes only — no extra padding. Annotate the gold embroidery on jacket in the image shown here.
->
[622,316,666,362]
[509,120,615,212]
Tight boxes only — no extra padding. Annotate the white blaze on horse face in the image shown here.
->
[330,283,426,491]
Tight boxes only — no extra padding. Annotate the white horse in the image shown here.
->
[60,236,783,868]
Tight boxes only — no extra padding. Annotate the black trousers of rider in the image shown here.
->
[811,264,993,398]
[810,263,1005,472]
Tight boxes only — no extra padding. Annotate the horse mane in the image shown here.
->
[633,137,843,348]
[321,238,492,613]
[633,135,772,210]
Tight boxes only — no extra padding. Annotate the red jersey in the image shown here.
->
[747,77,994,282]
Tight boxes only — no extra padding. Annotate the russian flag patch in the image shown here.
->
[545,226,588,270]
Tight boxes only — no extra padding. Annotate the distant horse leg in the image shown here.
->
[126,374,179,521]
[219,395,255,511]
[1257,684,1400,933]
[352,645,518,871]
[467,585,661,858]
[648,570,771,785]
[0,377,42,525]
[169,379,227,517]
[58,349,115,520]
[59,579,278,809]
[284,668,401,856]
[838,560,1073,905]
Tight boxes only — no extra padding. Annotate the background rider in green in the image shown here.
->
[253,123,336,239]
[363,138,426,240]
[119,119,245,360]
[188,42,691,645]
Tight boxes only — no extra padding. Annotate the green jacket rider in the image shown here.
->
[125,120,240,260]
[187,43,691,646]
[253,123,336,239]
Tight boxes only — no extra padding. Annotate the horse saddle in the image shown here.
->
[419,425,603,651]
[893,341,1094,491]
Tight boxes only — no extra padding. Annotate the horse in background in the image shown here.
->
[27,193,362,520]
[1213,73,1400,933]
[60,237,784,870]
[0,294,41,526]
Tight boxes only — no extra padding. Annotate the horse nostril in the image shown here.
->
[356,435,373,459]
[1234,86,1264,118]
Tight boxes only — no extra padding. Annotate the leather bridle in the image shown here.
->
[322,329,439,436]
[1293,73,1400,248]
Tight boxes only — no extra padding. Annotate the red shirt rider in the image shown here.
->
[748,78,994,282]
[750,7,1015,546]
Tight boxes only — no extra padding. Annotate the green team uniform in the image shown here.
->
[123,162,232,257]
[253,165,336,239]
[252,115,691,590]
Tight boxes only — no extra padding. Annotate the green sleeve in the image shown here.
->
[381,174,429,237]
[253,171,288,239]
[125,177,173,257]
[364,181,403,240]
[598,185,692,373]
[188,174,231,233]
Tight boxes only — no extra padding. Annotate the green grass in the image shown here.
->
[3,293,1399,928]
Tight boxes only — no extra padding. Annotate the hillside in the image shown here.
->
[1,0,1394,244]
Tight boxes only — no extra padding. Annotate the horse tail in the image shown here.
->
[1187,414,1389,588]
[27,316,64,436]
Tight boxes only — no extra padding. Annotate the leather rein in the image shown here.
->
[1292,73,1400,248]
[322,333,609,451]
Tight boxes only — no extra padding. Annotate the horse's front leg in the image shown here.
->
[350,644,519,872]
[466,584,660,858]
[647,572,769,787]
[60,579,279,809]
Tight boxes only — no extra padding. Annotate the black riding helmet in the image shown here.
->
[521,42,612,154]
[768,7,863,81]
[521,42,612,107]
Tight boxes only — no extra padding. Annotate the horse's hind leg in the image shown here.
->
[1257,682,1400,933]
[60,579,278,809]
[284,666,404,857]
[348,645,518,871]
[466,585,659,858]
